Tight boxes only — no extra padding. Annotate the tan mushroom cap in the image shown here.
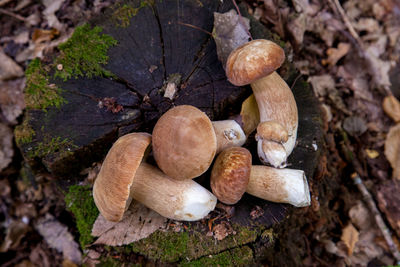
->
[152,105,217,180]
[225,39,285,86]
[93,133,151,222]
[210,147,252,205]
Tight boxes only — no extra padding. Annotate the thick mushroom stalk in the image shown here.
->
[252,72,298,167]
[93,133,217,222]
[226,39,298,168]
[247,165,310,207]
[212,120,246,154]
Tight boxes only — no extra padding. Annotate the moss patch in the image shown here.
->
[24,58,67,111]
[14,118,35,146]
[112,1,150,27]
[27,135,77,159]
[180,246,254,267]
[55,24,117,80]
[64,185,99,248]
[130,224,259,262]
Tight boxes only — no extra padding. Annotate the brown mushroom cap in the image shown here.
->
[93,133,151,222]
[210,147,252,205]
[225,39,285,86]
[152,105,217,180]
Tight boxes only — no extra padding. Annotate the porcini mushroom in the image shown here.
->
[93,133,217,222]
[225,39,298,168]
[152,105,246,180]
[211,147,310,207]
[210,147,252,205]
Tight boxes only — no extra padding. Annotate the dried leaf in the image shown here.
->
[0,78,26,124]
[377,180,400,237]
[323,43,351,66]
[341,223,359,255]
[213,9,250,67]
[35,214,82,264]
[240,94,260,136]
[308,74,335,97]
[343,116,368,137]
[287,13,307,47]
[42,0,66,31]
[349,201,372,230]
[383,95,400,122]
[0,124,14,172]
[32,28,59,44]
[0,220,29,252]
[0,50,24,80]
[91,201,167,246]
[213,221,234,241]
[384,123,400,180]
[365,149,379,159]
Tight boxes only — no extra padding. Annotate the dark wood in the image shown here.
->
[18,0,323,263]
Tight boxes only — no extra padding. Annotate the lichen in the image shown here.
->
[112,1,150,27]
[179,246,254,266]
[24,58,67,111]
[27,135,77,159]
[64,185,99,248]
[55,24,117,80]
[14,118,35,146]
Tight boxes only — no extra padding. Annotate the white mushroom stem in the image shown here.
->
[129,163,217,221]
[212,120,246,153]
[246,165,310,207]
[251,71,298,168]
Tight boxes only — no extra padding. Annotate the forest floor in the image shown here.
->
[1,0,400,266]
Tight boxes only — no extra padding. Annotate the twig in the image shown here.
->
[351,173,400,264]
[328,0,392,96]
[231,0,253,41]
[177,22,212,36]
[0,8,27,22]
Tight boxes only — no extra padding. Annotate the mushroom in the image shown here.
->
[210,147,252,205]
[93,133,217,222]
[225,39,298,168]
[211,147,310,207]
[152,105,245,180]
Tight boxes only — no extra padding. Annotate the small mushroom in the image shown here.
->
[93,133,217,222]
[211,147,310,207]
[152,105,246,180]
[210,147,252,205]
[225,39,298,168]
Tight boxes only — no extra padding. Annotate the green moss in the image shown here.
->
[179,246,254,267]
[24,58,67,111]
[55,24,117,80]
[131,231,189,262]
[65,185,99,248]
[27,135,77,159]
[14,119,35,146]
[130,224,259,262]
[112,2,150,27]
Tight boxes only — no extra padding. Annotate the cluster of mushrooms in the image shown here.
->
[93,39,311,223]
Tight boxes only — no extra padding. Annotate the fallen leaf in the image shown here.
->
[341,223,359,255]
[365,149,379,159]
[0,124,14,172]
[0,220,30,252]
[213,9,251,67]
[32,28,59,44]
[35,214,82,264]
[377,180,400,237]
[213,221,234,241]
[287,13,307,48]
[323,43,351,66]
[0,78,26,124]
[240,94,260,136]
[308,74,335,97]
[384,123,400,180]
[343,116,368,137]
[348,201,372,230]
[29,245,51,267]
[0,50,24,80]
[91,201,167,246]
[383,95,400,122]
[42,0,66,31]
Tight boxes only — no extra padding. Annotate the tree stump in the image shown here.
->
[17,0,323,265]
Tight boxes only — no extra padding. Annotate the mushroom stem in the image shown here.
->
[212,120,246,153]
[130,163,217,221]
[246,165,310,207]
[251,71,298,167]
